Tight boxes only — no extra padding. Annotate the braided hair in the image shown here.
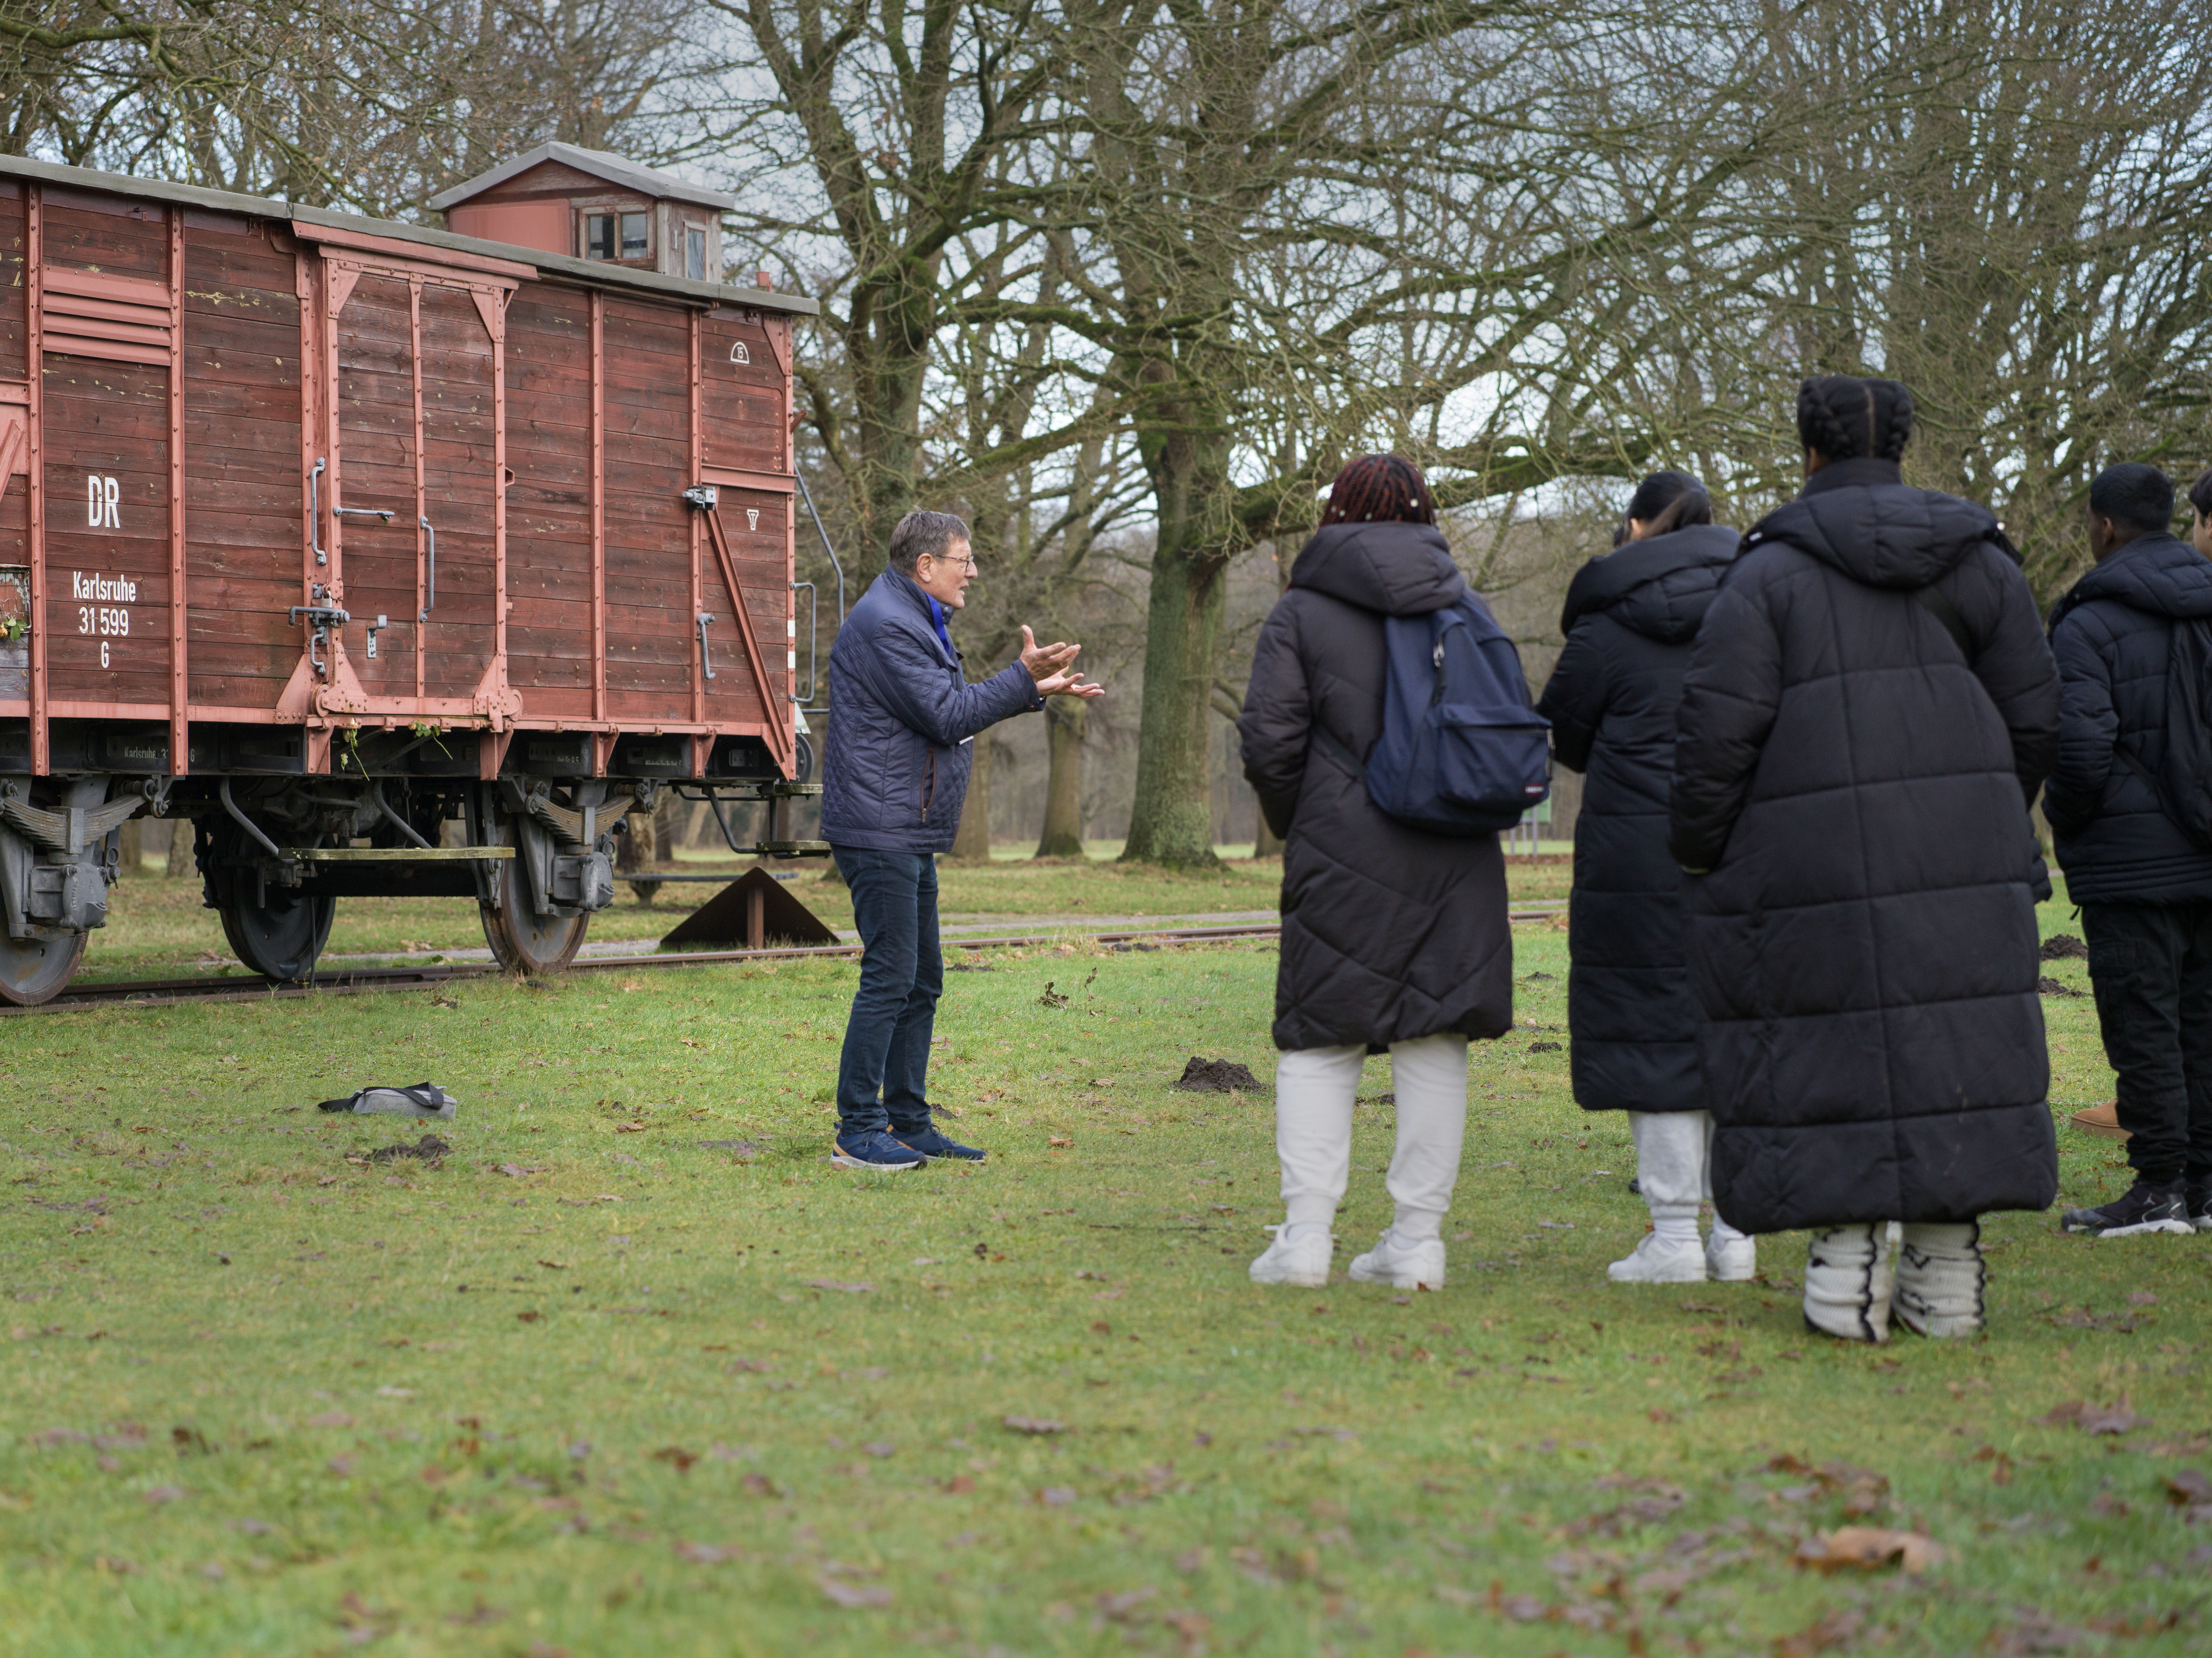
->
[1795,375,1914,464]
[1321,454,1437,526]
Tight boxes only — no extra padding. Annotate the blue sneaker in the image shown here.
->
[892,1125,987,1162]
[830,1130,923,1171]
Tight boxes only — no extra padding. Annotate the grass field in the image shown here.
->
[3,865,2206,1656]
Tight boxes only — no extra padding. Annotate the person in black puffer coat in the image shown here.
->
[1669,376,2061,1343]
[2044,464,2212,1238]
[1238,456,1514,1294]
[1538,471,1747,1286]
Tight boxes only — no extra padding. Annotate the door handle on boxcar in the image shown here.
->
[309,458,327,566]
[335,505,395,523]
[697,613,717,681]
[420,516,436,620]
[288,603,350,678]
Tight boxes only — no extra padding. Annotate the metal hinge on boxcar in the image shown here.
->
[0,779,154,939]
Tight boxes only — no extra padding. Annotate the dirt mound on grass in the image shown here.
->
[368,1135,451,1164]
[1173,1057,1262,1092]
[2041,934,2088,961]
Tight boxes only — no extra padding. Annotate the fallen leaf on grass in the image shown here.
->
[1048,1136,1073,1149]
[142,1484,185,1504]
[1003,1415,1066,1435]
[537,1259,569,1270]
[306,1412,354,1429]
[613,1123,647,1134]
[819,1576,893,1608]
[650,1446,698,1473]
[1775,1606,1866,1657]
[674,1541,733,1564]
[2041,1398,2151,1435]
[1796,1527,1947,1573]
[943,1475,976,1494]
[516,1311,541,1324]
[740,1472,778,1497]
[800,1278,873,1294]
[495,1163,546,1179]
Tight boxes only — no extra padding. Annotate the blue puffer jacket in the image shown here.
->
[2045,531,2212,903]
[819,567,1040,853]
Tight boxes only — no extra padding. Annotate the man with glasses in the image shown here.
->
[819,509,1104,1169]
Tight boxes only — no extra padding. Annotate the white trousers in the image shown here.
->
[1276,1034,1468,1241]
[1629,1110,1746,1242]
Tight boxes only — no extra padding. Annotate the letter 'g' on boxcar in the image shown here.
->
[0,152,819,1003]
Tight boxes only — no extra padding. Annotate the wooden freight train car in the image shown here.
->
[0,154,820,1004]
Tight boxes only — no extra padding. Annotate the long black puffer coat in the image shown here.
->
[2044,532,2212,904]
[1537,524,1739,1114]
[1239,521,1514,1052]
[1668,456,2062,1232]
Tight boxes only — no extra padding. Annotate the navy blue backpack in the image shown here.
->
[1319,592,1550,835]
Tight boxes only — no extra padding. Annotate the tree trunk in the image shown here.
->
[166,818,196,878]
[1035,695,1087,857]
[1120,430,1234,866]
[618,808,654,872]
[115,818,141,879]
[1253,809,1283,859]
[948,735,994,863]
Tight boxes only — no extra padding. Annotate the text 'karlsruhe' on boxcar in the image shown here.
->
[0,148,822,1004]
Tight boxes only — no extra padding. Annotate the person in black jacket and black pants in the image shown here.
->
[2046,464,2212,1237]
[1538,472,1749,1285]
[1670,376,2061,1343]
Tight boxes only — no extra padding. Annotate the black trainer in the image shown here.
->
[2186,1178,2212,1235]
[2061,1180,2193,1237]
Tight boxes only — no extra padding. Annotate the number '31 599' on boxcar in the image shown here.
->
[0,153,821,1004]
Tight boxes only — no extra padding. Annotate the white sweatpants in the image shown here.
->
[1629,1110,1747,1244]
[1276,1034,1468,1241]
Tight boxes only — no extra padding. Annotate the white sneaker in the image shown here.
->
[1347,1229,1446,1290]
[1249,1224,1332,1287]
[1706,1231,1756,1283]
[1608,1232,1707,1283]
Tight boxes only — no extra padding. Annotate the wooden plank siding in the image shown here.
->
[0,157,808,777]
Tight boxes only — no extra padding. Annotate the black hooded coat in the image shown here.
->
[1239,521,1515,1052]
[1537,524,1739,1113]
[1667,457,2062,1231]
[2044,532,2212,904]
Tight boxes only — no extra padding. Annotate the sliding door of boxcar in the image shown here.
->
[327,266,500,712]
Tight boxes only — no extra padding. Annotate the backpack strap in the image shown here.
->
[1913,583,1977,667]
[1311,723,1366,779]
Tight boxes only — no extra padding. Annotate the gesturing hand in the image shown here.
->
[1019,627,1104,699]
[1018,624,1079,681]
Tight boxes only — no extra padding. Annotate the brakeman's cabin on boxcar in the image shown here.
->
[0,153,819,1004]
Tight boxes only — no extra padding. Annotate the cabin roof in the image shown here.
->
[427,143,737,213]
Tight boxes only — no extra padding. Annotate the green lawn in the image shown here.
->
[2,890,2205,1655]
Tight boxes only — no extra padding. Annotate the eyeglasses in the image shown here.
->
[924,552,979,573]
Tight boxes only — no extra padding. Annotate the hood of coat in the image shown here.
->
[2049,532,2212,632]
[1558,522,1740,643]
[1747,456,2009,591]
[1289,520,1467,617]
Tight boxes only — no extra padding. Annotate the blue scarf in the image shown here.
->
[925,594,955,662]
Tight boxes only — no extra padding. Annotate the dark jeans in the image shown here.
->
[2082,899,2212,1185]
[832,846,943,1136]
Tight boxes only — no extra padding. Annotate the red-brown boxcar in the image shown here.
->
[0,154,820,1002]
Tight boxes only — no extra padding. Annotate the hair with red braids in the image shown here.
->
[1321,454,1436,527]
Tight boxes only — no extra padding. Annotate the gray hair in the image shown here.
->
[887,510,970,575]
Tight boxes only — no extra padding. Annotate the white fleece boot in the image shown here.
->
[1803,1223,1893,1344]
[1891,1220,1985,1338]
[1250,1222,1333,1288]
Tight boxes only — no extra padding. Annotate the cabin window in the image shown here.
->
[621,212,650,258]
[687,226,707,282]
[585,214,615,260]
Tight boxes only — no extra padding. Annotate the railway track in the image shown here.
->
[3,904,1567,1014]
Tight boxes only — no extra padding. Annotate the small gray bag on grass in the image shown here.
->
[315,1083,458,1120]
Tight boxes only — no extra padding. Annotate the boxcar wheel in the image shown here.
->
[479,849,590,977]
[0,932,87,1006]
[218,889,335,984]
